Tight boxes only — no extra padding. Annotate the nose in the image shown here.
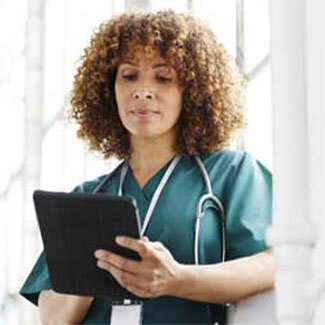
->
[132,90,155,100]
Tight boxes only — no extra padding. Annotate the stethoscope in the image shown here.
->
[92,154,228,324]
[92,154,226,265]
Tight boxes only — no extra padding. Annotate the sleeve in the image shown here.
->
[224,152,272,261]
[19,184,83,306]
[19,251,51,306]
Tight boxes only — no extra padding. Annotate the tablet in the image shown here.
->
[33,190,142,299]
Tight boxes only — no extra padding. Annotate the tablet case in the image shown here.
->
[33,190,142,299]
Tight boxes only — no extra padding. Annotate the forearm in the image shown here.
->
[38,290,94,324]
[172,249,275,304]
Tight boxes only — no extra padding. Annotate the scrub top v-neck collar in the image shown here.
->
[120,155,182,235]
[125,155,181,202]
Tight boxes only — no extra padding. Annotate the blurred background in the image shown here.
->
[0,0,272,323]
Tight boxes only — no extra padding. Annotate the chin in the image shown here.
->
[133,132,161,140]
[130,128,165,140]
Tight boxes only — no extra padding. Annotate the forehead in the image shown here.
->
[118,50,171,69]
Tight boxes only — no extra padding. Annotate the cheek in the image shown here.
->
[114,84,123,107]
[166,87,183,117]
[115,83,129,115]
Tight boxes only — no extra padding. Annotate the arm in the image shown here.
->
[38,290,94,325]
[173,249,275,304]
[95,237,275,304]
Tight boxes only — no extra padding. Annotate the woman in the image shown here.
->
[20,9,275,324]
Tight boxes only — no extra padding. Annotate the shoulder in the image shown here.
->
[198,149,272,188]
[200,149,271,174]
[199,149,245,170]
[71,162,123,193]
[71,174,108,193]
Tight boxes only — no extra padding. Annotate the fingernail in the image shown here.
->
[116,236,124,244]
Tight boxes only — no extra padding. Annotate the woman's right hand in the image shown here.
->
[38,290,94,325]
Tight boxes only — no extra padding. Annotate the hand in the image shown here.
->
[94,236,183,298]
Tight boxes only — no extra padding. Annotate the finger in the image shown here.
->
[104,262,130,288]
[151,241,165,251]
[115,236,149,257]
[142,236,150,242]
[114,266,151,291]
[98,261,152,297]
[97,259,132,284]
[94,250,140,274]
[96,259,115,273]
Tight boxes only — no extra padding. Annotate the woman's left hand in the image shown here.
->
[94,236,183,298]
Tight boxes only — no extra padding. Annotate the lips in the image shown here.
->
[131,108,159,114]
[130,108,160,118]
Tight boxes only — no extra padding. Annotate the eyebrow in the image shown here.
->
[121,61,169,69]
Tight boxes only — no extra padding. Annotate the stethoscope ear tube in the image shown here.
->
[92,161,124,194]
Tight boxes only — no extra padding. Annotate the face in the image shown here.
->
[115,52,183,142]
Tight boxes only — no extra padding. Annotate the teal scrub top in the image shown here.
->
[19,149,272,324]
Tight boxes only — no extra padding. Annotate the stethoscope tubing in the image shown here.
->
[92,155,226,265]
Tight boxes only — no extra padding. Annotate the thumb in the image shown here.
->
[142,236,150,242]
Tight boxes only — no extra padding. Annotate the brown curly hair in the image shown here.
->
[68,9,246,160]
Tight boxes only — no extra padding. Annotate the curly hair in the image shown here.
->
[68,9,246,160]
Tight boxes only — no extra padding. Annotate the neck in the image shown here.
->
[128,132,177,174]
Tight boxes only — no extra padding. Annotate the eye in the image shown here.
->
[157,76,172,83]
[122,74,137,81]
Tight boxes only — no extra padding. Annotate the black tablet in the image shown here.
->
[33,190,142,299]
